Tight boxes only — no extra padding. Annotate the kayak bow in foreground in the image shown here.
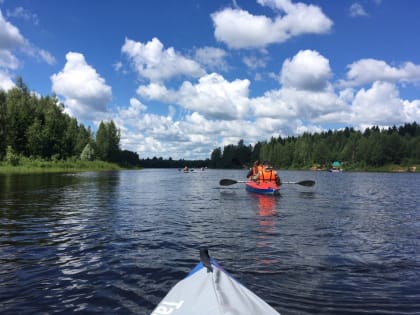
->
[151,249,280,315]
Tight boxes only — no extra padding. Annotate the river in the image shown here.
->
[0,169,419,314]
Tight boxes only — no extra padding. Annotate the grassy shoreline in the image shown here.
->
[0,159,125,174]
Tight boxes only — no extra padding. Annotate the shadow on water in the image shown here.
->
[298,191,316,199]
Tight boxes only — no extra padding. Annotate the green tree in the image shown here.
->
[209,122,420,169]
[279,140,294,168]
[118,149,141,167]
[96,121,109,161]
[64,117,77,157]
[76,125,93,157]
[210,147,222,168]
[107,120,121,162]
[0,90,6,159]
[293,134,311,167]
[312,139,331,166]
[5,145,20,166]
[412,138,420,162]
[6,82,33,155]
[236,139,252,165]
[251,142,262,162]
[367,133,385,166]
[80,143,95,161]
[42,98,67,159]
[384,131,406,164]
[222,144,237,168]
[95,120,120,162]
[27,118,44,157]
[340,132,361,163]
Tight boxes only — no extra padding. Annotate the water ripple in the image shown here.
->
[1,170,419,314]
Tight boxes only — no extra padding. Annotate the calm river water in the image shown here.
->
[0,169,419,314]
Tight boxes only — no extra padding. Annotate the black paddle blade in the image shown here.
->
[219,179,238,186]
[297,180,315,187]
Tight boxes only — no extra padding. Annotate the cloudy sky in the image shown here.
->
[1,0,419,159]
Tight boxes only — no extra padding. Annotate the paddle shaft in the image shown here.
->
[219,178,315,187]
[282,180,315,186]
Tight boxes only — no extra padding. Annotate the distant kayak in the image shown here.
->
[246,180,280,195]
[151,249,280,315]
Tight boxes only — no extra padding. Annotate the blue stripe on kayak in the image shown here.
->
[185,259,245,288]
[186,262,204,277]
[186,259,222,278]
[246,185,279,195]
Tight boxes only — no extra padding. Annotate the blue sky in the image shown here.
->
[1,0,419,159]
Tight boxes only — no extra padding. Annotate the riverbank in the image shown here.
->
[307,163,419,173]
[0,159,125,174]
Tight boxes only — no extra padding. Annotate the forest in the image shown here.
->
[0,78,141,168]
[208,123,420,171]
[1,79,419,171]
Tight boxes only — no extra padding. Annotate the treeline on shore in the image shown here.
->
[139,157,209,169]
[208,123,420,171]
[1,79,419,172]
[0,78,141,168]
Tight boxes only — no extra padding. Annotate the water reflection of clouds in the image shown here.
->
[52,172,122,279]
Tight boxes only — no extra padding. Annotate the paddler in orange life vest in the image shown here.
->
[254,161,281,185]
[247,160,261,179]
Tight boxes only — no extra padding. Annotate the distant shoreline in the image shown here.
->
[307,164,418,173]
[0,160,417,174]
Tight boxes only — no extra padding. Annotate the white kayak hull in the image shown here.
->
[151,250,280,315]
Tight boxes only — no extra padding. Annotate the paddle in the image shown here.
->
[219,178,315,187]
[282,180,315,187]
[220,179,248,185]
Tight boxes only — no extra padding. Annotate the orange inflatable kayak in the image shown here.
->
[245,180,280,195]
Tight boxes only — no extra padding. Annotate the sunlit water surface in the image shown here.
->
[1,169,419,314]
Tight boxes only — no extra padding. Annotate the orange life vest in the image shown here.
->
[258,167,277,182]
[248,164,263,180]
[252,165,262,176]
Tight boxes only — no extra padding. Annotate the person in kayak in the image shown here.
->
[255,161,281,185]
[247,160,262,179]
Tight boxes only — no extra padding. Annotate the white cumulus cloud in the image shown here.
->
[122,37,206,82]
[51,52,112,120]
[349,3,368,17]
[211,0,332,49]
[114,47,420,159]
[0,10,25,50]
[177,73,251,120]
[137,82,176,103]
[0,9,55,90]
[0,49,19,70]
[350,81,407,127]
[341,59,420,87]
[0,70,15,90]
[0,10,24,89]
[136,73,251,120]
[194,46,228,71]
[6,6,39,25]
[280,49,332,91]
